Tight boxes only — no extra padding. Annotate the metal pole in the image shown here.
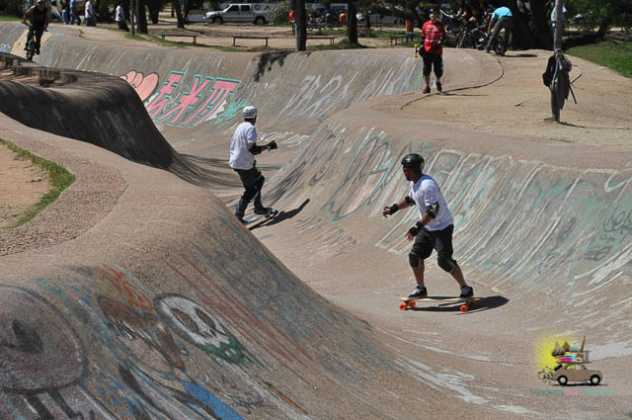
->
[554,0,563,50]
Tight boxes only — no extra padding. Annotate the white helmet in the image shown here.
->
[242,105,257,119]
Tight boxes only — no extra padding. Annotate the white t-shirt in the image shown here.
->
[85,0,94,18]
[229,121,257,170]
[115,5,124,22]
[408,175,453,232]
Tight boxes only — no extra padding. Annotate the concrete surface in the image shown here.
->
[1,21,632,419]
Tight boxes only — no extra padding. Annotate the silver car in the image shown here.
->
[205,4,268,25]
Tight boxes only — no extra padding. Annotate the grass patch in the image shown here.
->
[567,40,632,78]
[0,15,21,22]
[0,139,75,226]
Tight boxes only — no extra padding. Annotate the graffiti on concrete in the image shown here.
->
[120,69,244,128]
[19,266,250,419]
[278,59,419,119]
[121,70,160,102]
[156,294,248,364]
[146,71,241,128]
[0,285,118,419]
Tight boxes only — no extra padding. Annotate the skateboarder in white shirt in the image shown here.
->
[383,153,473,299]
[229,106,277,223]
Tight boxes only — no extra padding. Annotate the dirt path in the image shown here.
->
[0,142,49,228]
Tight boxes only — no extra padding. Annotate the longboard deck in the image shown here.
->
[399,295,480,313]
[243,209,279,225]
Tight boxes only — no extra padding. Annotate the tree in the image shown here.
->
[347,0,358,44]
[136,0,148,33]
[172,0,186,28]
[294,0,306,50]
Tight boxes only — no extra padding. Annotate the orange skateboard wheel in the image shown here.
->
[400,302,406,310]
[459,303,469,313]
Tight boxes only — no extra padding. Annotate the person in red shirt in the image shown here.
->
[288,9,296,35]
[420,10,445,94]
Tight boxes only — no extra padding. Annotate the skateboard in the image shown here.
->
[243,208,279,228]
[399,295,480,313]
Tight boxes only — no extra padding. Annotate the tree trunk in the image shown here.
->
[347,0,358,45]
[137,0,148,33]
[295,0,306,51]
[148,0,160,24]
[172,0,185,28]
[508,0,535,49]
[528,0,552,49]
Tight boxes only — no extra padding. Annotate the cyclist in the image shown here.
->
[22,0,49,56]
[485,5,512,53]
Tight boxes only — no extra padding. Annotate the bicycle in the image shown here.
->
[549,49,573,122]
[24,24,37,61]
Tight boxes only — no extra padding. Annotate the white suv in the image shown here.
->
[205,4,269,25]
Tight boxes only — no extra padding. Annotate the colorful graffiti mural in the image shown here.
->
[122,70,245,129]
[0,266,261,419]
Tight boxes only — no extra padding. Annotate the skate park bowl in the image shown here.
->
[1,22,632,419]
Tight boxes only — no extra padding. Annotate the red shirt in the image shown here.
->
[421,20,445,55]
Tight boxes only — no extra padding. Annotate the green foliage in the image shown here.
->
[566,0,632,30]
[272,0,290,25]
[0,0,27,16]
[568,40,632,78]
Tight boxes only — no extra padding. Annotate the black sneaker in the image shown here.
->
[254,207,272,216]
[460,286,474,298]
[436,82,442,93]
[408,286,428,299]
[422,86,431,94]
[235,214,245,224]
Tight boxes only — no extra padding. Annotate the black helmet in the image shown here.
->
[401,153,424,173]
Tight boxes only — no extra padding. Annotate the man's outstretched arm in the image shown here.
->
[383,196,415,217]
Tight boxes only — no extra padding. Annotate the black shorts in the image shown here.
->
[421,51,443,78]
[410,224,454,260]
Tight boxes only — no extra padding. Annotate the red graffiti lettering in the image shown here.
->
[160,77,212,125]
[146,73,183,119]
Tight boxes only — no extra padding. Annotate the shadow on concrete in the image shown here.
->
[441,92,487,97]
[249,198,310,230]
[504,53,539,58]
[410,295,508,314]
[254,51,292,82]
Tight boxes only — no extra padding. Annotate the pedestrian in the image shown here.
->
[486,5,512,53]
[62,0,71,24]
[229,106,278,223]
[383,153,473,300]
[69,0,81,25]
[404,16,414,43]
[84,0,96,26]
[288,9,296,35]
[419,9,445,94]
[115,2,128,31]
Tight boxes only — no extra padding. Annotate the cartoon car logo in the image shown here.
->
[553,364,602,386]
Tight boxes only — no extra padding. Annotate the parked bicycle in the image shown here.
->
[24,24,37,61]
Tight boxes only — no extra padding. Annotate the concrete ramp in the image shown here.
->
[2,22,632,419]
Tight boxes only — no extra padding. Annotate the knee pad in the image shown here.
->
[409,253,422,268]
[437,256,457,273]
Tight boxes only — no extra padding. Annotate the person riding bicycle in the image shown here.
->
[485,6,512,53]
[22,0,49,56]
